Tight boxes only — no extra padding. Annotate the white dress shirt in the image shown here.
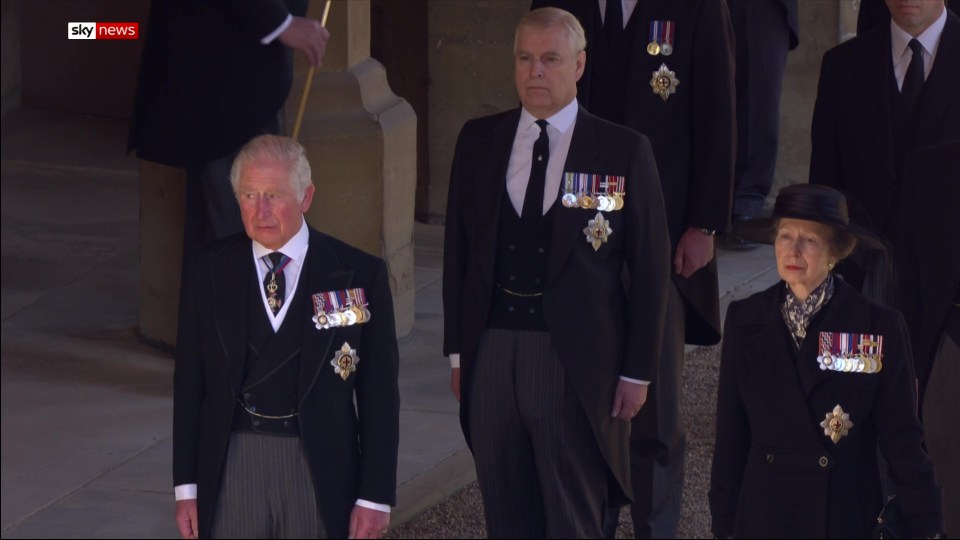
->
[449,99,648,386]
[176,218,389,513]
[261,14,293,45]
[891,5,947,90]
[598,0,639,28]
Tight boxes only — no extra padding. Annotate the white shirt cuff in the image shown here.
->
[449,353,461,369]
[619,376,650,385]
[356,499,391,513]
[175,484,197,501]
[261,14,293,45]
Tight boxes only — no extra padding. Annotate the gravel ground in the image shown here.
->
[389,344,723,539]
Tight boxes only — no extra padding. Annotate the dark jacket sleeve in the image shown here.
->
[686,0,736,233]
[355,260,401,505]
[222,0,293,41]
[442,125,472,357]
[873,309,944,537]
[621,134,672,381]
[809,48,843,190]
[173,249,207,486]
[709,300,750,537]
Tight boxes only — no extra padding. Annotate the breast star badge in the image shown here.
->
[650,63,679,102]
[331,342,359,381]
[583,212,613,251]
[820,404,854,444]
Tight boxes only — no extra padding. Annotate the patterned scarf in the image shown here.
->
[781,274,834,348]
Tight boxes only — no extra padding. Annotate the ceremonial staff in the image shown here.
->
[291,0,332,141]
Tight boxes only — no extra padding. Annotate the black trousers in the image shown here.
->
[729,0,790,220]
[468,329,610,539]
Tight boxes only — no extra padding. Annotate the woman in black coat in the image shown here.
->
[709,184,943,538]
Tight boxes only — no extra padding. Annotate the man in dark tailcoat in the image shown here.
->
[173,135,399,539]
[444,8,672,537]
[810,0,960,298]
[527,1,736,536]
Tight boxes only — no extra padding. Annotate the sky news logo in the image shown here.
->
[68,22,139,40]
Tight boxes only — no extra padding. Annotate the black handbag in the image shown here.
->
[873,495,905,539]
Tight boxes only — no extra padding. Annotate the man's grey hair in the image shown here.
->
[514,7,587,56]
[230,134,313,199]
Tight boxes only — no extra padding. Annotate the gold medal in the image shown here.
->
[351,304,366,324]
[580,195,594,209]
[650,63,680,102]
[331,342,359,381]
[646,41,660,56]
[613,192,624,211]
[820,404,854,444]
[583,212,613,251]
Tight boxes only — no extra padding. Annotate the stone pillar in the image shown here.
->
[290,0,417,336]
[138,161,185,351]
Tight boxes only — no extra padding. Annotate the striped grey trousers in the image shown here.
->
[468,329,609,539]
[210,432,326,539]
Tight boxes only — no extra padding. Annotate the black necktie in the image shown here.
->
[605,0,624,46]
[902,38,925,112]
[263,252,287,315]
[522,120,550,225]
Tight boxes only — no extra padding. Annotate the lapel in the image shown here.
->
[739,284,824,443]
[914,13,960,146]
[297,228,355,404]
[475,110,521,291]
[545,108,604,287]
[855,28,897,186]
[210,236,253,394]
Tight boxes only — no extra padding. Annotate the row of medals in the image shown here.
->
[562,191,625,212]
[314,305,371,330]
[816,353,883,374]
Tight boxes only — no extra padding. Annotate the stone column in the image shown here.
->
[289,0,417,336]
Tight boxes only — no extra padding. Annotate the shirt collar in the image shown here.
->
[519,98,579,135]
[891,4,948,58]
[252,216,309,261]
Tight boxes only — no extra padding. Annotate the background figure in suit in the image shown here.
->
[444,8,672,537]
[810,0,960,300]
[723,0,798,248]
[173,135,399,539]
[895,141,960,537]
[711,184,943,538]
[128,0,329,256]
[527,1,736,537]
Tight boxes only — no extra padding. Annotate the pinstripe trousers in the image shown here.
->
[468,329,609,539]
[210,432,326,539]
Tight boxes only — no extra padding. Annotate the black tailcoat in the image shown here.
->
[710,279,943,538]
[173,227,400,539]
[443,107,672,500]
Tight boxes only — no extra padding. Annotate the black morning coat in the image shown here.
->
[443,106,673,503]
[174,227,400,539]
[710,278,943,538]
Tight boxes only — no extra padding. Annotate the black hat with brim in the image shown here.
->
[734,184,884,251]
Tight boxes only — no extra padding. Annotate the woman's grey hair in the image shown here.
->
[230,135,313,199]
[515,7,587,56]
